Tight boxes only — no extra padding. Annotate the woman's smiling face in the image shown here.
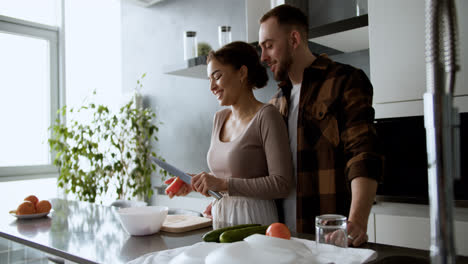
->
[207,58,243,106]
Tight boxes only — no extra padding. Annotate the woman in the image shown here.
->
[167,41,293,227]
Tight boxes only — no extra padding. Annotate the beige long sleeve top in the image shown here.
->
[207,104,293,200]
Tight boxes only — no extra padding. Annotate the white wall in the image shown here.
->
[121,0,279,210]
[65,0,123,112]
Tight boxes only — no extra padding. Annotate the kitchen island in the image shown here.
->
[1,198,467,264]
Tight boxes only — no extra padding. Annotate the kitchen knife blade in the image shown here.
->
[151,157,223,200]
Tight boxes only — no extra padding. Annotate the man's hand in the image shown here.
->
[347,220,369,247]
[324,229,347,247]
[348,177,377,247]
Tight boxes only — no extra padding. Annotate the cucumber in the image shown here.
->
[219,225,268,243]
[202,224,260,242]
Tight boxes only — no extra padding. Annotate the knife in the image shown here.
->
[151,157,223,200]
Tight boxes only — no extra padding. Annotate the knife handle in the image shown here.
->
[208,190,223,200]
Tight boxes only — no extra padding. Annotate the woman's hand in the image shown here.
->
[191,172,227,197]
[164,177,192,198]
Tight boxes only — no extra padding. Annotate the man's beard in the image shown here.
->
[273,48,293,82]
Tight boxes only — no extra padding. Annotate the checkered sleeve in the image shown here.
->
[340,69,384,182]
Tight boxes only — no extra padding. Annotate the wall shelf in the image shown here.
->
[308,14,369,53]
[165,56,208,79]
[165,15,369,79]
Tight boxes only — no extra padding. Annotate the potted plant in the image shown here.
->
[48,74,169,203]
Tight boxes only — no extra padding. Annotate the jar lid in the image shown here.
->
[220,26,231,32]
[185,31,197,37]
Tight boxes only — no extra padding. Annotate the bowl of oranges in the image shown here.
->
[9,195,52,219]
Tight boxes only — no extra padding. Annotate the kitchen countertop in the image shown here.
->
[1,198,467,264]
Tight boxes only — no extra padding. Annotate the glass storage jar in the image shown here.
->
[184,31,198,60]
[218,26,232,48]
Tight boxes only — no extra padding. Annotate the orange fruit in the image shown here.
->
[266,222,291,240]
[24,195,39,205]
[36,200,52,213]
[16,201,36,215]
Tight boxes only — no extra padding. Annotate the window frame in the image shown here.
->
[0,14,64,181]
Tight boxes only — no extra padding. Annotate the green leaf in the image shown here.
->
[47,74,163,203]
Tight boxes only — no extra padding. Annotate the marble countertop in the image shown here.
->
[1,198,467,264]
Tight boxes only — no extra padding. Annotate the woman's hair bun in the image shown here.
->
[249,60,268,89]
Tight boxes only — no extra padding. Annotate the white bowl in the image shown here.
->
[117,206,168,236]
[111,200,147,208]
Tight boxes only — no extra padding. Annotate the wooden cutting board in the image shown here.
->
[161,215,212,233]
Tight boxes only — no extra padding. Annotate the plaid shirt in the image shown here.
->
[269,54,383,234]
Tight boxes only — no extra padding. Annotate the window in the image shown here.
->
[0,0,122,183]
[0,0,59,26]
[0,2,62,180]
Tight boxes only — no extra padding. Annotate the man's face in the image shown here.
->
[259,17,293,82]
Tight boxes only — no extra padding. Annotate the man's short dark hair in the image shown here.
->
[260,4,309,41]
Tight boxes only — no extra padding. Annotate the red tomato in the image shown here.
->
[164,177,176,185]
[165,177,184,195]
[266,223,291,240]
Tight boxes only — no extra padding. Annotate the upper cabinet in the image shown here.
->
[369,0,468,105]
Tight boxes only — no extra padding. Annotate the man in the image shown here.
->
[259,5,383,247]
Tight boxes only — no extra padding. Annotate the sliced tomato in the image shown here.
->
[164,177,176,185]
[266,223,291,240]
[165,177,184,196]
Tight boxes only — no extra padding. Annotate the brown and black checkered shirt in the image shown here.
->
[269,54,383,234]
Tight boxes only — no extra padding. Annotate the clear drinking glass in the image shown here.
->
[218,26,232,48]
[315,214,348,250]
[183,31,198,60]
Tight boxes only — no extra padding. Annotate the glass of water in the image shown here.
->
[316,214,348,249]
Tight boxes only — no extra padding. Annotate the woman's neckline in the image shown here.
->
[218,104,268,143]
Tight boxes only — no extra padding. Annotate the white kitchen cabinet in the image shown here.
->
[374,95,468,119]
[367,212,376,243]
[372,202,468,256]
[369,0,468,113]
[456,221,468,256]
[375,214,430,250]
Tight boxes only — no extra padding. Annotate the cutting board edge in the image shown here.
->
[160,215,212,233]
[161,220,212,233]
